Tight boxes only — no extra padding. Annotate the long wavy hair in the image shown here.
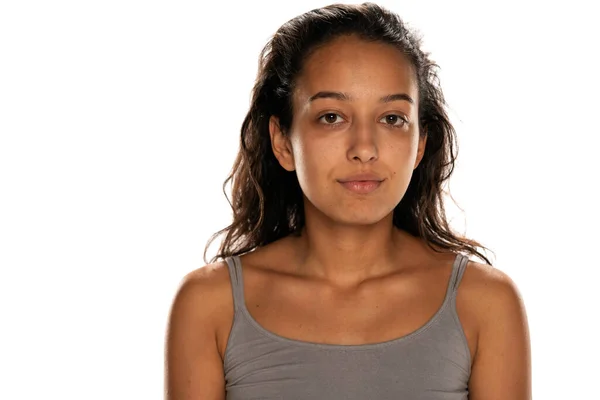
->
[204,2,494,266]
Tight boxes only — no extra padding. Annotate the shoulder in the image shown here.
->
[460,259,532,398]
[462,259,526,315]
[173,261,233,312]
[460,258,530,358]
[168,260,235,354]
[165,262,233,398]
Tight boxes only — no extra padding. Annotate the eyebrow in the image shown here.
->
[307,91,414,104]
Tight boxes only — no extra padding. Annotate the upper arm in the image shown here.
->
[468,267,532,400]
[165,266,228,400]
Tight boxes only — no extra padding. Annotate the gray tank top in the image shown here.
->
[223,253,471,399]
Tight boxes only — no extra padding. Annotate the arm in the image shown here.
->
[165,267,227,400]
[468,269,532,399]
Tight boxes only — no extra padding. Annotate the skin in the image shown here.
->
[165,34,532,400]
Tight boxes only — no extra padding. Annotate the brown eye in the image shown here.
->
[380,114,407,127]
[319,113,343,124]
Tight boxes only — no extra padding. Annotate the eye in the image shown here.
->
[380,114,408,127]
[318,113,345,125]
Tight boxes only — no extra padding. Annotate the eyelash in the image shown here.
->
[317,113,408,128]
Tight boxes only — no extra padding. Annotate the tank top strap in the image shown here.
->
[449,253,469,296]
[225,255,245,311]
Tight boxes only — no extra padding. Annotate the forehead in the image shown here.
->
[294,35,418,103]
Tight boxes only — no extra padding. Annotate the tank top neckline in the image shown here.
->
[227,253,466,351]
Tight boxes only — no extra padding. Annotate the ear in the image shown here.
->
[269,116,296,172]
[413,130,427,170]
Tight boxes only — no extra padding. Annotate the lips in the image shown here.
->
[336,172,384,194]
[338,180,382,194]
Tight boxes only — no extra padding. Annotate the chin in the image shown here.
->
[328,206,393,226]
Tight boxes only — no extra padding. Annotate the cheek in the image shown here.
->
[292,138,337,187]
[386,138,421,183]
[397,133,421,164]
[295,146,322,178]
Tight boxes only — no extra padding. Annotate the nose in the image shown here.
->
[347,121,378,163]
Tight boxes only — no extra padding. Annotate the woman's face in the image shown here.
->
[270,35,427,226]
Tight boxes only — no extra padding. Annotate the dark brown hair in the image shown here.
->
[204,2,494,265]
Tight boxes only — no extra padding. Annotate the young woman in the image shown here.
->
[165,3,531,399]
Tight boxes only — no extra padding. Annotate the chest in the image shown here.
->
[222,265,473,400]
[217,261,479,366]
[244,267,452,345]
[224,343,470,400]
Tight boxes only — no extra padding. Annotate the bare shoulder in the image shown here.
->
[460,259,532,399]
[179,260,233,300]
[164,261,234,400]
[461,259,527,317]
[170,261,234,330]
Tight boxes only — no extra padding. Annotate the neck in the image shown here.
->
[291,211,412,286]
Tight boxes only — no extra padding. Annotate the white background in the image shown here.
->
[1,0,598,398]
